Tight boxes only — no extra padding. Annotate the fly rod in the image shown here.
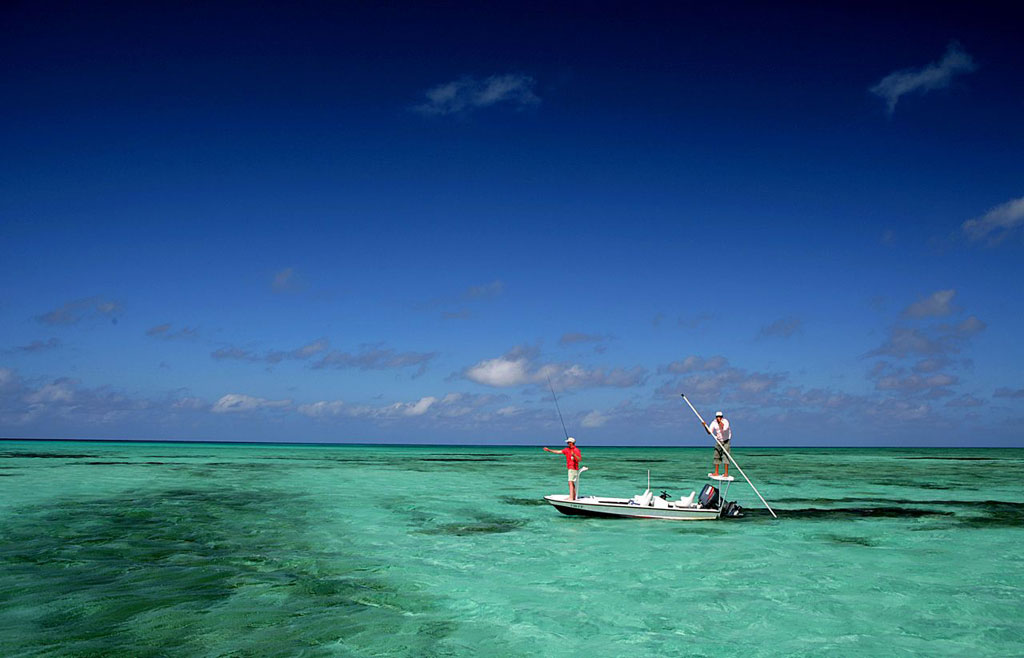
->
[547,376,569,440]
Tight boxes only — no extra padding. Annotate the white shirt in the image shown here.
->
[709,418,731,443]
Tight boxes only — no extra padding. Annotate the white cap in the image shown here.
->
[715,411,724,417]
[566,437,576,443]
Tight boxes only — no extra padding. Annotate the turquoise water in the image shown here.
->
[1,441,1022,657]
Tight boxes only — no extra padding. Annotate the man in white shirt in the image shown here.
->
[705,411,732,477]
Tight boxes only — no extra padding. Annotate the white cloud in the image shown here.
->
[211,394,291,414]
[870,42,976,114]
[581,410,609,428]
[25,380,76,404]
[903,289,956,317]
[463,349,647,390]
[465,355,532,387]
[402,396,437,416]
[414,74,539,116]
[962,196,1024,243]
[297,400,346,418]
[299,392,505,422]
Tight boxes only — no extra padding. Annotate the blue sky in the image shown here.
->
[2,2,1022,445]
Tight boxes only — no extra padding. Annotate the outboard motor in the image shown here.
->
[698,484,720,509]
[722,501,744,518]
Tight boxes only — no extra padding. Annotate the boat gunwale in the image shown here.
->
[544,494,722,518]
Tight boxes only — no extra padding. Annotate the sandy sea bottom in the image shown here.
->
[0,441,1022,657]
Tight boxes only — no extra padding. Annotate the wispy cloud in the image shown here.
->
[0,366,205,427]
[36,297,122,326]
[994,387,1024,399]
[413,74,539,116]
[419,279,505,319]
[271,267,303,293]
[462,345,647,390]
[870,42,976,115]
[658,355,728,375]
[464,280,505,300]
[866,316,985,359]
[146,323,200,340]
[212,338,330,364]
[313,346,438,376]
[211,393,291,414]
[580,410,609,428]
[875,371,957,393]
[298,391,510,423]
[758,316,802,338]
[14,338,61,353]
[903,289,956,318]
[678,313,714,330]
[945,394,984,408]
[961,196,1024,244]
[655,355,786,402]
[558,333,607,347]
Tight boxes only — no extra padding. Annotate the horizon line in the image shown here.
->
[1,437,1019,449]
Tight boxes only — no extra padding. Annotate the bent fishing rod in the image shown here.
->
[681,394,778,519]
[547,377,570,440]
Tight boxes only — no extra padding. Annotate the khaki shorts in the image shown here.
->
[567,469,580,483]
[713,440,731,466]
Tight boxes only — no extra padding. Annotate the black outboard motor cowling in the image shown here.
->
[698,484,720,509]
[722,501,744,518]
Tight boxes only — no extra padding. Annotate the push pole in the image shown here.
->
[681,394,778,519]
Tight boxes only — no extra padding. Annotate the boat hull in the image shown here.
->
[544,495,722,521]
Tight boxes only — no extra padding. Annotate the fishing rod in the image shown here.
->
[547,376,570,440]
[681,394,778,519]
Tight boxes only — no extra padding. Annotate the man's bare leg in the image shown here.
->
[569,481,577,500]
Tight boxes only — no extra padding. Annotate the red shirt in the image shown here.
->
[560,446,582,470]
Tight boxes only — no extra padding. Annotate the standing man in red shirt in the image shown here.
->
[543,437,582,500]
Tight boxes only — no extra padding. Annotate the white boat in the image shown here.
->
[544,474,744,521]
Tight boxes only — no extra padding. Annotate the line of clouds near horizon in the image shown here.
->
[869,41,976,115]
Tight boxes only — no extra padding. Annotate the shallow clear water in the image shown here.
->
[1,441,1022,657]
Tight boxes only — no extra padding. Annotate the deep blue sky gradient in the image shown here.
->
[2,1,1022,445]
